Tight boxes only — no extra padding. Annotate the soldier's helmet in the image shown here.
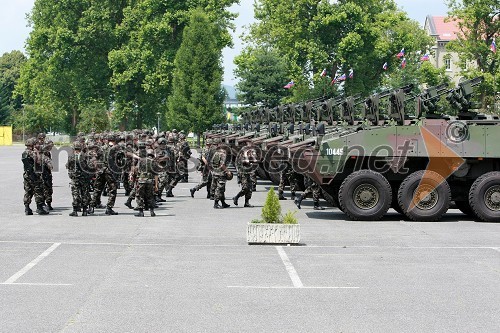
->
[72,141,83,150]
[206,138,213,145]
[179,133,186,140]
[25,138,36,146]
[158,137,167,145]
[43,140,54,151]
[172,129,178,134]
[77,132,85,138]
[37,133,46,140]
[213,137,221,144]
[167,135,175,144]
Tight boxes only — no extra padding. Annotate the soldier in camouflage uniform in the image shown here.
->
[22,138,50,215]
[130,144,159,217]
[66,142,92,216]
[154,137,170,202]
[190,138,213,198]
[41,139,54,210]
[88,138,121,215]
[178,132,191,182]
[163,134,180,197]
[278,163,298,200]
[210,138,230,209]
[294,175,325,210]
[232,139,258,207]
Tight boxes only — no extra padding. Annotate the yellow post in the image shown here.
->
[0,126,13,145]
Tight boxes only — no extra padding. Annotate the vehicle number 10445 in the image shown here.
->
[325,148,344,156]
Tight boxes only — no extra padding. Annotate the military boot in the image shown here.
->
[88,206,95,214]
[150,209,156,217]
[69,206,78,217]
[213,200,222,209]
[206,191,211,199]
[36,204,49,215]
[291,192,296,200]
[82,206,88,216]
[166,189,174,197]
[105,207,118,215]
[313,201,325,210]
[221,199,230,209]
[278,191,287,200]
[47,202,54,211]
[294,194,303,209]
[244,200,254,208]
[156,195,166,202]
[24,204,33,216]
[190,188,196,198]
[135,209,144,217]
[233,193,241,206]
[124,198,134,209]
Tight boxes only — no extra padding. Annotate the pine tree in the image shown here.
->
[167,9,225,142]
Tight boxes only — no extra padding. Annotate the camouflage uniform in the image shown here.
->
[41,140,54,209]
[232,141,258,207]
[294,176,325,210]
[89,142,122,215]
[210,140,230,209]
[132,145,158,217]
[190,139,212,198]
[278,163,298,200]
[66,142,92,216]
[22,138,49,215]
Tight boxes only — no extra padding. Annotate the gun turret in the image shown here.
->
[446,76,484,119]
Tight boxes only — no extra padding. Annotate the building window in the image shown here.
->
[444,58,451,70]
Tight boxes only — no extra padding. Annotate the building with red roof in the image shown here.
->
[424,15,463,84]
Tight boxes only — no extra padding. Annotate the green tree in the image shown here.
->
[167,9,225,142]
[446,0,499,109]
[109,0,237,130]
[243,0,433,101]
[76,103,111,133]
[0,51,27,124]
[261,187,281,223]
[17,0,125,134]
[234,47,289,107]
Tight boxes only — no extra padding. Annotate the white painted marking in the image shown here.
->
[276,246,303,288]
[492,247,500,253]
[4,243,61,284]
[228,286,359,289]
[0,283,72,286]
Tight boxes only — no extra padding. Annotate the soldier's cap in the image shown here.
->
[72,141,83,150]
[25,138,36,146]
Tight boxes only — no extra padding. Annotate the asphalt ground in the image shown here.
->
[0,144,499,333]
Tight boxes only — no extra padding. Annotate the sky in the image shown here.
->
[0,0,449,86]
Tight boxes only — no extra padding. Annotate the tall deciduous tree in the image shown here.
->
[234,47,289,107]
[109,0,236,130]
[167,9,225,141]
[446,0,499,109]
[243,0,434,101]
[17,0,125,134]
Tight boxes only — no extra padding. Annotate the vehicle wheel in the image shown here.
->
[338,170,391,220]
[397,170,450,222]
[454,200,476,218]
[469,171,500,222]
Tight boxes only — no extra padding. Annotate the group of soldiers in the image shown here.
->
[22,130,325,217]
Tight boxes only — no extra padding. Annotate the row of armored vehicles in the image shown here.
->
[206,77,500,222]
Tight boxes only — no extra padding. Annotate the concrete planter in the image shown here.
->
[247,223,300,244]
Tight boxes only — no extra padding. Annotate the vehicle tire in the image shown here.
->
[454,200,476,218]
[469,171,500,222]
[397,170,450,222]
[338,170,391,220]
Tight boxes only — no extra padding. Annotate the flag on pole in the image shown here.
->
[283,80,295,89]
[382,62,388,70]
[420,54,430,61]
[348,69,354,79]
[396,48,405,58]
[490,39,497,53]
[336,73,347,81]
[320,68,327,77]
[401,57,407,69]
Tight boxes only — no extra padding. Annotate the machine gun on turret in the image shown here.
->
[415,83,449,119]
[446,76,484,119]
[388,84,414,125]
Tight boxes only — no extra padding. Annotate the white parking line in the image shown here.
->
[3,243,61,284]
[276,246,303,288]
[0,283,72,286]
[228,286,359,289]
